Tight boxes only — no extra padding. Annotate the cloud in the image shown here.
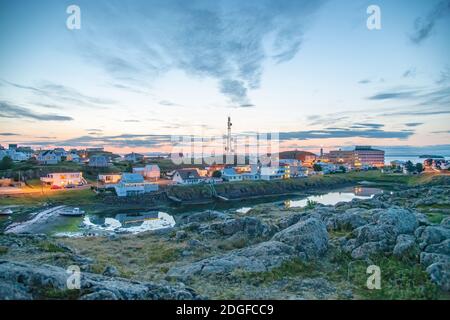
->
[431,130,450,134]
[367,91,416,100]
[358,79,371,84]
[410,0,450,44]
[350,123,384,129]
[405,122,423,127]
[2,79,114,109]
[75,0,324,106]
[0,101,73,121]
[402,68,416,78]
[277,128,414,141]
[159,100,180,107]
[0,132,19,136]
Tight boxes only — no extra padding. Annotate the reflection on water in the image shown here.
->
[283,186,383,208]
[55,212,176,237]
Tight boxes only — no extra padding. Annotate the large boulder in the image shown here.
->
[375,207,418,235]
[418,226,450,250]
[426,262,450,291]
[167,241,295,280]
[0,260,200,300]
[209,217,272,238]
[271,218,328,259]
[393,234,418,259]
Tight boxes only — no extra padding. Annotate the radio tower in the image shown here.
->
[225,116,233,155]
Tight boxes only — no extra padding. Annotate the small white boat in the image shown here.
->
[60,207,85,217]
[0,209,13,216]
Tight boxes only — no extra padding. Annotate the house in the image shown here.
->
[260,166,285,180]
[0,149,29,162]
[124,152,144,163]
[40,172,86,186]
[67,152,80,163]
[37,150,61,165]
[315,162,338,174]
[132,164,160,181]
[240,164,260,181]
[280,159,307,177]
[114,173,158,197]
[16,146,34,159]
[89,155,110,167]
[221,167,243,182]
[172,169,203,185]
[98,174,122,184]
[53,148,67,159]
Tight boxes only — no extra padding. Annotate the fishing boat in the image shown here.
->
[59,207,85,217]
[0,209,13,216]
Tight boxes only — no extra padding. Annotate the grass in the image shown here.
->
[52,217,83,234]
[37,241,66,253]
[0,188,98,206]
[235,258,319,285]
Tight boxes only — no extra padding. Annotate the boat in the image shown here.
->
[0,209,13,216]
[60,207,85,217]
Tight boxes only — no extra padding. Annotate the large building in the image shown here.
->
[326,146,385,167]
[353,146,385,167]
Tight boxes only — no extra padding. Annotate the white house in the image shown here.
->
[279,159,307,177]
[132,164,160,181]
[260,166,284,181]
[172,169,203,185]
[98,174,122,184]
[124,152,144,163]
[41,172,86,186]
[221,167,243,182]
[37,150,61,165]
[114,173,158,197]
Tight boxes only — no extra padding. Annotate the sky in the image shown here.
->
[0,0,449,155]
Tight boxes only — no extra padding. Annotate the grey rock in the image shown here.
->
[420,252,450,267]
[80,290,118,300]
[0,260,200,300]
[418,226,450,250]
[175,230,188,241]
[209,217,271,238]
[167,241,295,280]
[426,262,450,291]
[424,239,450,255]
[441,217,450,228]
[272,218,328,259]
[103,266,120,277]
[376,207,418,235]
[351,241,389,259]
[393,234,417,258]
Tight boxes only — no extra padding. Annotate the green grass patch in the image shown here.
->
[37,241,66,253]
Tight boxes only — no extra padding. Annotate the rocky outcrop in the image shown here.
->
[167,241,295,280]
[271,218,328,259]
[0,260,200,300]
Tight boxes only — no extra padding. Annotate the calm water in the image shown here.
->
[3,185,383,236]
[280,186,383,208]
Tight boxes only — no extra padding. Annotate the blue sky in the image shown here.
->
[0,0,449,154]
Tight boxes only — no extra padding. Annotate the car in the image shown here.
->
[65,184,76,189]
[50,185,62,189]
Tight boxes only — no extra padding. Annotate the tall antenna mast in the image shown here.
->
[225,116,233,154]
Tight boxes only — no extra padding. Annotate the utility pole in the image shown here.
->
[225,116,233,155]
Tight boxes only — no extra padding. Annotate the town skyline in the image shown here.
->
[1,0,450,154]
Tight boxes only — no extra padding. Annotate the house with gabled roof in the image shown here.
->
[172,168,203,185]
